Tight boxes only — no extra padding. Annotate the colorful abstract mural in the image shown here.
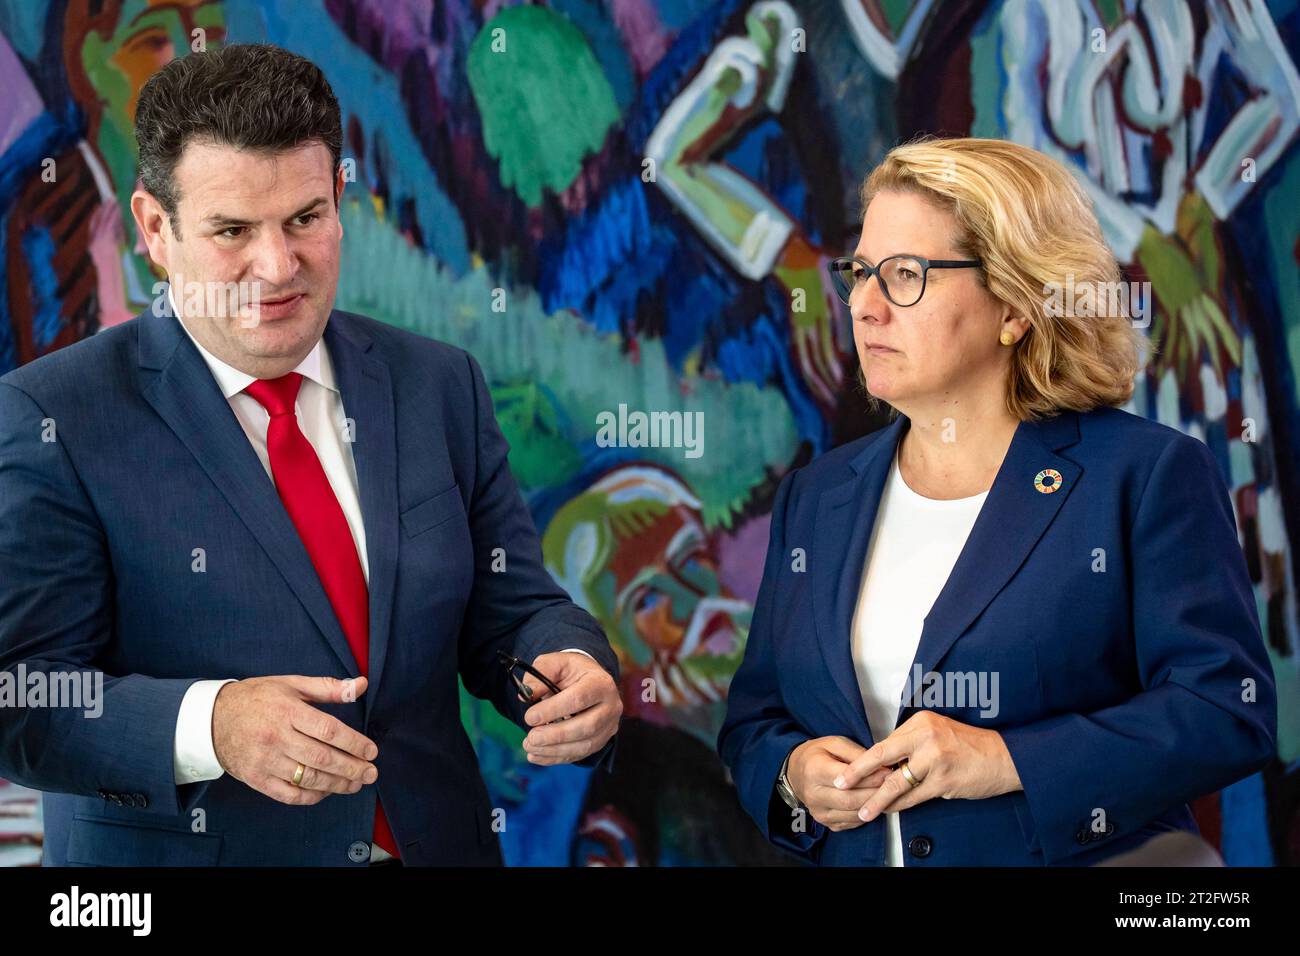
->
[1,0,1297,866]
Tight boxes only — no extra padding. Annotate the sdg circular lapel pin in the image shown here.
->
[1034,468,1064,494]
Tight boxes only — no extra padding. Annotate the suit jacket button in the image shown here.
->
[110,794,124,806]
[908,836,932,859]
[348,841,371,864]
[132,793,148,808]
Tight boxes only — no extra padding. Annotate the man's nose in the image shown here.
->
[249,229,299,289]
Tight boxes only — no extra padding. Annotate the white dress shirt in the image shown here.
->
[166,291,589,860]
[849,448,988,866]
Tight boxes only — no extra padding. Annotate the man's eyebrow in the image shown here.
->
[202,199,330,229]
[287,197,329,219]
[203,213,254,229]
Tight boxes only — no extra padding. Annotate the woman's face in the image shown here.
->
[849,189,1012,415]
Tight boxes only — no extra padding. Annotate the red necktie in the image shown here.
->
[244,372,399,859]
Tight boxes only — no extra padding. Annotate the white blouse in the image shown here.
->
[849,448,989,866]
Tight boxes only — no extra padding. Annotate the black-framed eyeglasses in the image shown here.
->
[827,254,982,308]
[496,649,562,702]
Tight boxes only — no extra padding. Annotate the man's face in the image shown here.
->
[146,140,343,375]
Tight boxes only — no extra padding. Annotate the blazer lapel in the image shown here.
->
[138,304,362,679]
[900,412,1083,721]
[811,415,907,741]
[323,314,399,720]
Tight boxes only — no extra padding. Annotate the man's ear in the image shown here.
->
[130,190,172,270]
[334,164,347,239]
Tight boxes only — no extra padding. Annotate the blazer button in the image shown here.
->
[109,794,124,806]
[132,793,148,809]
[348,841,371,864]
[907,836,932,859]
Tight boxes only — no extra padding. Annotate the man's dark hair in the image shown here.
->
[135,44,342,237]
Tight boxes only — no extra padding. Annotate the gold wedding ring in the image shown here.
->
[900,759,921,789]
[292,762,306,786]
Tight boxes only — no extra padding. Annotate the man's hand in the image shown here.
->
[518,652,622,765]
[211,675,379,806]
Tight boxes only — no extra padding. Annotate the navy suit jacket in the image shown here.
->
[718,407,1277,865]
[0,304,618,866]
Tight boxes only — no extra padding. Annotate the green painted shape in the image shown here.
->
[1095,0,1125,30]
[968,9,1004,140]
[1137,226,1203,315]
[468,5,620,207]
[1259,151,1300,406]
[491,381,584,490]
[880,0,915,36]
[337,200,801,530]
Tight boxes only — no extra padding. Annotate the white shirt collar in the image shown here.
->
[167,282,335,400]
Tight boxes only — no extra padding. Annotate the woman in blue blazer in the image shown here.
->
[717,137,1277,866]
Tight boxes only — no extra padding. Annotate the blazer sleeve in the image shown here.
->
[717,467,828,861]
[999,432,1278,864]
[0,382,210,815]
[454,352,619,772]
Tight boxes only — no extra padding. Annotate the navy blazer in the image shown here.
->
[0,304,618,866]
[718,407,1277,865]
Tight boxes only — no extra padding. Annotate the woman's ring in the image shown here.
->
[900,759,921,789]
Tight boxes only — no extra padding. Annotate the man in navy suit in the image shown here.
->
[0,44,621,866]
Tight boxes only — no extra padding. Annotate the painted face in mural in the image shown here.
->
[544,467,752,743]
[132,141,345,378]
[849,190,1012,415]
[77,0,228,131]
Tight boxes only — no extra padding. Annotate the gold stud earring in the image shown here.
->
[1000,330,1015,346]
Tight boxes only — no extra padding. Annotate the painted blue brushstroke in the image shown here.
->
[498,763,592,866]
[538,178,671,331]
[0,112,74,208]
[0,208,14,373]
[1219,771,1274,865]
[0,1,47,62]
[20,225,61,352]
[550,0,637,112]
[715,302,827,452]
[721,116,811,238]
[627,0,744,149]
[1198,50,1255,168]
[652,0,724,32]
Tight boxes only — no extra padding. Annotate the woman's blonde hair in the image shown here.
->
[859,136,1147,419]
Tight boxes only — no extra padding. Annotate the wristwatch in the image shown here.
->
[776,749,804,812]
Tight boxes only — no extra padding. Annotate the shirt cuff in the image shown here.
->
[555,648,595,661]
[174,679,237,785]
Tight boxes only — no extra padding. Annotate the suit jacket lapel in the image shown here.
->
[899,412,1083,722]
[323,315,399,720]
[810,412,1084,738]
[137,305,383,681]
[811,415,907,742]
